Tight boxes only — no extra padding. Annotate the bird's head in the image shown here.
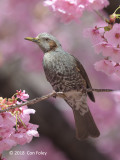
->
[25,32,62,53]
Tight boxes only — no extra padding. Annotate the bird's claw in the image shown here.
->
[52,91,66,99]
[57,92,66,98]
[52,91,57,98]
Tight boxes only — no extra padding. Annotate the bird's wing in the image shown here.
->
[73,56,95,102]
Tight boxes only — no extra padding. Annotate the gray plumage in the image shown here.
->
[25,32,100,139]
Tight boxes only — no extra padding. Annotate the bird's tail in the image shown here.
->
[73,108,100,140]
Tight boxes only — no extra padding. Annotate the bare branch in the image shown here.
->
[0,88,115,113]
[0,91,56,113]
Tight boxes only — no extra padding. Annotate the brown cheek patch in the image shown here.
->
[49,40,57,50]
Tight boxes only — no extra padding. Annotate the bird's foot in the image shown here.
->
[52,91,66,99]
[52,90,57,98]
[57,92,66,99]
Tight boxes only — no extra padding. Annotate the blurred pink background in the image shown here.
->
[0,0,120,160]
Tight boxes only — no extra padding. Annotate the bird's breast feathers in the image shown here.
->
[43,51,87,92]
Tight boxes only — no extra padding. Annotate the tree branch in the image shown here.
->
[0,88,115,113]
[0,91,56,113]
[86,88,114,92]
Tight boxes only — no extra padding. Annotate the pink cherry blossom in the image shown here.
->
[84,27,103,46]
[85,22,120,77]
[95,42,113,56]
[11,123,39,145]
[94,59,115,75]
[105,23,120,47]
[44,0,86,21]
[44,0,109,21]
[16,90,29,101]
[110,47,120,63]
[95,43,120,63]
[0,113,16,153]
[23,108,35,115]
[0,90,39,155]
[87,0,109,10]
[0,112,16,128]
[0,139,16,153]
[18,107,36,123]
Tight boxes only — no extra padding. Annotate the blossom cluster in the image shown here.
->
[0,90,39,155]
[85,23,120,77]
[44,0,109,21]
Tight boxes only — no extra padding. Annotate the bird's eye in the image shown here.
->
[45,38,49,41]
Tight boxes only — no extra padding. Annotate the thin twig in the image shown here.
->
[93,10,105,21]
[86,88,114,92]
[0,89,115,113]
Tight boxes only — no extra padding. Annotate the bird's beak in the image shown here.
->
[24,37,39,42]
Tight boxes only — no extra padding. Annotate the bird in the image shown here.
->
[25,33,100,140]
